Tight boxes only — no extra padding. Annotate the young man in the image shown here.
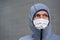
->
[19,3,60,40]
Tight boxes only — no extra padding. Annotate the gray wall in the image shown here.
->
[0,0,60,40]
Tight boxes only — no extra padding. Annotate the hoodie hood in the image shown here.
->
[28,3,52,40]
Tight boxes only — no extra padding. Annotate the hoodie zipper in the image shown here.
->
[40,29,43,40]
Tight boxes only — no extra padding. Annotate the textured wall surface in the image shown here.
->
[0,0,60,40]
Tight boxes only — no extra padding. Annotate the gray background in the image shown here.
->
[0,0,60,40]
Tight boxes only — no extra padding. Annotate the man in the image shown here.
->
[19,3,60,40]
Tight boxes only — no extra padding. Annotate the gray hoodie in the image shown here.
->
[19,3,60,40]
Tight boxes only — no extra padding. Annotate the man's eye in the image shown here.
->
[36,14,40,17]
[43,14,48,17]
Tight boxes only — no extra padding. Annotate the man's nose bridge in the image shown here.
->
[40,15,43,18]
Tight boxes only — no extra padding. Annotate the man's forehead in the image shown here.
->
[36,11,48,15]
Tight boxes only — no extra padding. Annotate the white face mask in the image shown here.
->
[33,19,49,30]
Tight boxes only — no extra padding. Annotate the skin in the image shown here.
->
[33,11,49,20]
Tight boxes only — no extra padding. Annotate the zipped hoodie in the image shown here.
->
[19,3,60,40]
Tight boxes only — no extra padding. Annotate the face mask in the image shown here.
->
[33,19,49,30]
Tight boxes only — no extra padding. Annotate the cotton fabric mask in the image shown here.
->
[33,18,49,30]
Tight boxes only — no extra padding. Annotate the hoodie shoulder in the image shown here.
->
[50,33,60,40]
[19,35,33,40]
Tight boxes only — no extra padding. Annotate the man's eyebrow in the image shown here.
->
[44,13,48,15]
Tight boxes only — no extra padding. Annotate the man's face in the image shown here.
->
[33,11,49,20]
